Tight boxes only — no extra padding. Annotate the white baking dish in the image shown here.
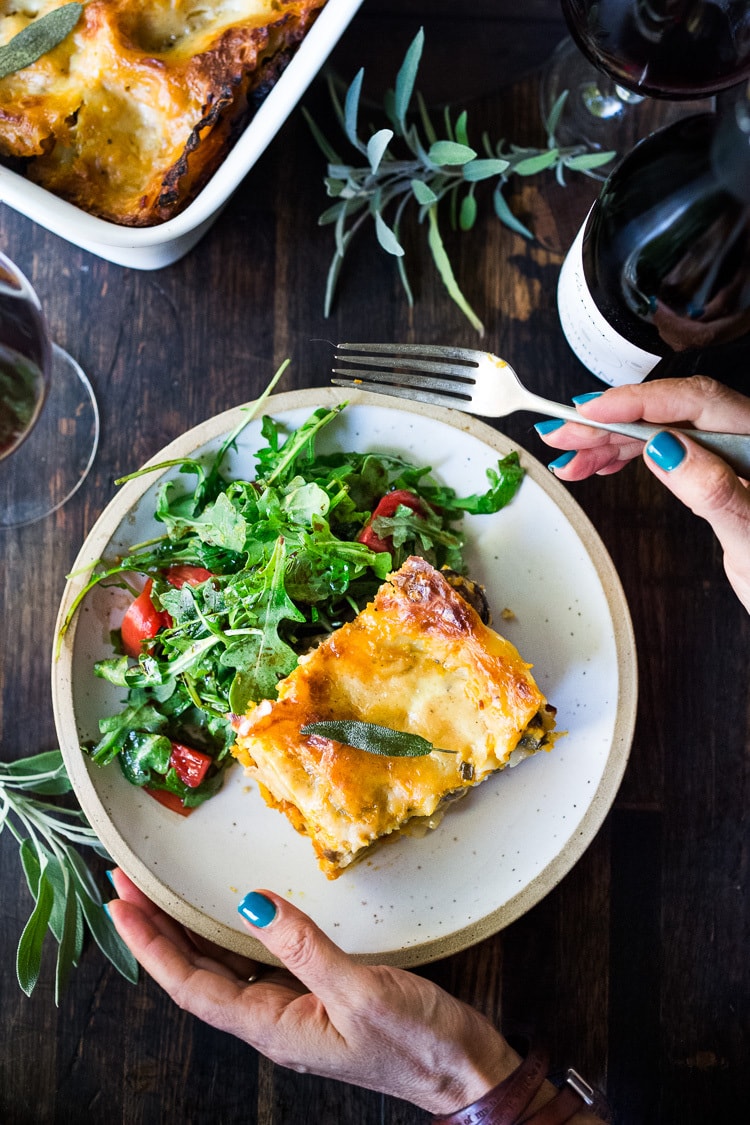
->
[0,0,362,270]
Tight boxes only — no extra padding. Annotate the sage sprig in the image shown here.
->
[304,28,615,334]
[0,3,82,80]
[0,749,138,1002]
[301,719,455,757]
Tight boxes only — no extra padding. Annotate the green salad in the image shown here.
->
[65,401,524,814]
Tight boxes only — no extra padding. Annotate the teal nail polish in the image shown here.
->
[105,869,116,888]
[534,418,565,435]
[238,891,277,928]
[548,450,577,472]
[103,902,113,921]
[646,431,685,471]
[571,391,604,405]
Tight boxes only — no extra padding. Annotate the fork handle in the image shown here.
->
[527,395,750,479]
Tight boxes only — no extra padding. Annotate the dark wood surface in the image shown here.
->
[1,2,748,1123]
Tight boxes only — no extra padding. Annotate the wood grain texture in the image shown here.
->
[0,1,748,1122]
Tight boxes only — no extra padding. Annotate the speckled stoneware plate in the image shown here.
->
[52,387,637,967]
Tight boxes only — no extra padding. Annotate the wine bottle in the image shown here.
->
[557,107,750,386]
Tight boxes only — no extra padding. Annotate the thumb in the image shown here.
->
[238,890,363,1004]
[644,430,750,607]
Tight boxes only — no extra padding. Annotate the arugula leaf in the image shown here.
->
[419,452,524,515]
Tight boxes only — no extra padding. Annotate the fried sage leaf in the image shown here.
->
[0,3,82,80]
[301,719,456,757]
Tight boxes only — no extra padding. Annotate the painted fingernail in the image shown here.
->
[572,391,604,405]
[103,902,113,921]
[534,418,565,436]
[105,869,116,888]
[646,431,685,471]
[238,891,277,928]
[548,450,577,472]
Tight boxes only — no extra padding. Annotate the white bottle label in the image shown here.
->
[557,216,661,386]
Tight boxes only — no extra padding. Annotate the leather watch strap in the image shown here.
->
[431,1044,550,1125]
[520,1068,596,1125]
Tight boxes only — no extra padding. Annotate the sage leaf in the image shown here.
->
[19,838,42,899]
[394,26,424,133]
[459,192,477,232]
[367,128,393,174]
[0,748,71,793]
[411,179,437,206]
[375,211,405,256]
[54,867,80,1004]
[344,67,366,153]
[513,149,560,176]
[4,749,139,999]
[429,140,477,166]
[416,90,437,146]
[301,719,455,757]
[427,207,484,335]
[544,90,569,142]
[0,3,82,80]
[493,187,533,240]
[76,888,139,984]
[564,151,616,171]
[462,157,511,182]
[454,110,470,147]
[301,107,341,164]
[17,867,54,996]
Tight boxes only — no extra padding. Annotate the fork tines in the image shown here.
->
[332,342,479,403]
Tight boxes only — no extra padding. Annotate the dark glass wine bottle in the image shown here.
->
[561,0,750,99]
[557,107,750,386]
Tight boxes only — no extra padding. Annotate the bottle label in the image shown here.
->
[557,217,661,386]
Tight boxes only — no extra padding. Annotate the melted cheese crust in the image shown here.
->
[232,556,556,879]
[0,0,326,224]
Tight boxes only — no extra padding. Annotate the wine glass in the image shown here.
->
[541,0,750,148]
[0,251,98,529]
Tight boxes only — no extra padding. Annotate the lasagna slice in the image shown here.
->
[0,0,327,225]
[232,556,557,878]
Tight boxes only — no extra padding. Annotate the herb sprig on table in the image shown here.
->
[304,28,615,334]
[0,750,138,1001]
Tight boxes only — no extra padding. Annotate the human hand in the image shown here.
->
[535,377,750,612]
[106,869,517,1116]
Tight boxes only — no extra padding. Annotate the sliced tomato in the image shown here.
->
[144,787,193,817]
[357,489,424,553]
[120,579,171,658]
[169,741,213,788]
[165,565,213,589]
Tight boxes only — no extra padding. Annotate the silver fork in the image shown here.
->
[332,343,750,478]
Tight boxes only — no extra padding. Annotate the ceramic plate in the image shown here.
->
[52,388,637,967]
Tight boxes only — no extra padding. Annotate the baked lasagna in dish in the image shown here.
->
[0,0,327,225]
[232,556,557,879]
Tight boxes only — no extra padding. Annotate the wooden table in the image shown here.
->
[1,2,748,1122]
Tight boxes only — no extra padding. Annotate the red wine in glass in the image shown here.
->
[0,251,99,529]
[0,258,48,459]
[561,0,750,99]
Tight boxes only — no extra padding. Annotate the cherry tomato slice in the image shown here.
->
[165,565,213,589]
[357,489,424,553]
[120,579,171,658]
[144,787,194,817]
[169,741,213,788]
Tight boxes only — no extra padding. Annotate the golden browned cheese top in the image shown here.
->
[233,557,553,878]
[0,0,327,224]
